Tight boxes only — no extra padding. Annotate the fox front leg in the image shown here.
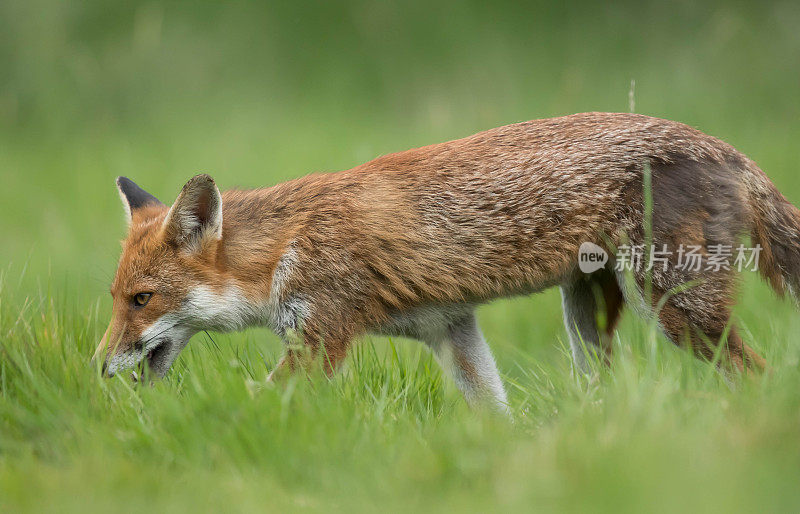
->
[267,327,350,382]
[266,328,308,382]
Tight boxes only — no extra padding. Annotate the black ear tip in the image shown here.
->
[116,176,138,196]
[116,176,163,209]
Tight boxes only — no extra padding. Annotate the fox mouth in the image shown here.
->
[136,340,172,378]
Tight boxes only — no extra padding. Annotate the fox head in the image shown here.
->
[95,174,226,378]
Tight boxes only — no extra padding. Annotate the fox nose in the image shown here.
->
[93,324,115,377]
[90,355,112,377]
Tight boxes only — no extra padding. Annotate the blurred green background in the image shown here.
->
[2,1,800,511]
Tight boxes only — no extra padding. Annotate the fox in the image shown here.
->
[95,112,800,409]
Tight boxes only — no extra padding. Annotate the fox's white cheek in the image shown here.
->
[184,286,258,332]
[183,284,309,337]
[182,246,310,335]
[140,313,184,351]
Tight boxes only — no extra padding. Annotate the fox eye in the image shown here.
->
[132,292,152,307]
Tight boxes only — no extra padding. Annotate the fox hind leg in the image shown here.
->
[628,157,766,374]
[653,283,766,375]
[561,268,625,372]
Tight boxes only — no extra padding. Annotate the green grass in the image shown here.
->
[2,0,800,512]
[2,271,800,513]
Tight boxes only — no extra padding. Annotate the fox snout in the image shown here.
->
[92,321,147,378]
[93,330,126,378]
[95,336,174,379]
[91,324,113,376]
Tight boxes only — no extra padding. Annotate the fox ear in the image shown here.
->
[116,177,163,223]
[162,174,223,250]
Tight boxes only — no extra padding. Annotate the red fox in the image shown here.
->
[96,112,797,408]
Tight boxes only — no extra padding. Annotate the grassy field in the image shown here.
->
[2,1,800,512]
